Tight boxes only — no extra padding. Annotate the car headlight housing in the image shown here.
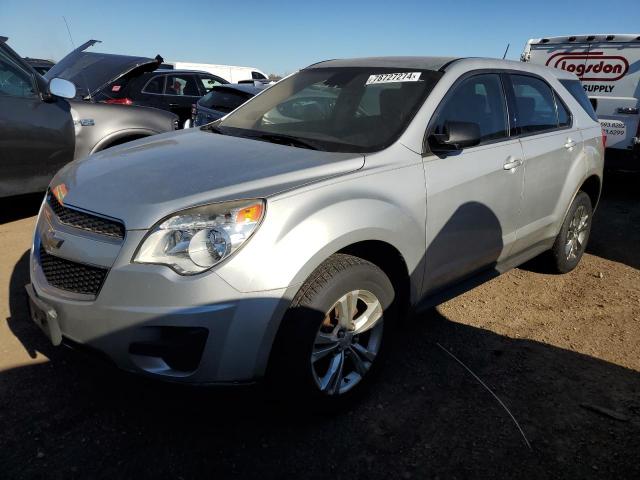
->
[134,199,265,275]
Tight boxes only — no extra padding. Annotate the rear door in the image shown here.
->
[0,45,74,197]
[506,73,581,252]
[132,73,166,110]
[422,72,525,294]
[163,73,202,126]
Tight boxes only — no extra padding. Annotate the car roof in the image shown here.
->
[308,56,576,80]
[155,69,220,75]
[211,83,265,94]
[24,57,55,66]
[528,34,640,44]
[306,56,460,71]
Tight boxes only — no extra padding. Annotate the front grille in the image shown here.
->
[48,192,125,240]
[39,246,108,296]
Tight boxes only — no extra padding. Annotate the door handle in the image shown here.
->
[503,157,523,171]
[564,138,577,149]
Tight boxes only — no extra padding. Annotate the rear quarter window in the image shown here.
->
[559,79,599,122]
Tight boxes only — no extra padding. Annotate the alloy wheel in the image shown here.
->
[310,289,384,395]
[565,204,590,261]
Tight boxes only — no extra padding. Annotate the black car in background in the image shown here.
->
[190,83,266,127]
[99,69,229,126]
[45,40,229,126]
[23,57,55,75]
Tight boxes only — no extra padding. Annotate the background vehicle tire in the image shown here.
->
[549,191,593,273]
[268,253,396,409]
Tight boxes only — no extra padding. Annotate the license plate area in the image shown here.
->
[25,284,62,346]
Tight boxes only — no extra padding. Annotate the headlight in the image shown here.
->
[134,199,265,275]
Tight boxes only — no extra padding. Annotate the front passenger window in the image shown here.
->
[432,74,508,144]
[0,50,37,98]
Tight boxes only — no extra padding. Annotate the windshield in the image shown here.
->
[216,67,442,152]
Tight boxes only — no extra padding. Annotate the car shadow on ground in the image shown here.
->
[4,217,640,479]
[2,176,639,479]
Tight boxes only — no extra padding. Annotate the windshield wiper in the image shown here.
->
[252,133,319,150]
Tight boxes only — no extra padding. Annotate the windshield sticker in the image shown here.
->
[365,72,422,85]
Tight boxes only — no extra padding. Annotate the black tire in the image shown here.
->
[268,253,396,409]
[549,191,593,273]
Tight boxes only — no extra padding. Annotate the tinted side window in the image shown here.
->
[433,73,508,143]
[201,88,251,113]
[0,49,37,98]
[165,74,200,96]
[142,76,165,94]
[252,71,266,80]
[511,75,558,134]
[559,79,598,121]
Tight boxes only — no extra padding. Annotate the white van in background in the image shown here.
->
[163,61,268,83]
[522,34,640,167]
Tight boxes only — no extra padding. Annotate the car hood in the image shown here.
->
[45,40,161,98]
[52,128,365,229]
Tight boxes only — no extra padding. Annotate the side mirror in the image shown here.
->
[48,78,76,99]
[430,121,481,152]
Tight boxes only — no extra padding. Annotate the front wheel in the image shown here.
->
[268,254,395,408]
[549,191,593,273]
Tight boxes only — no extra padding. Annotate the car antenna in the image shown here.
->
[62,16,92,101]
[502,43,510,59]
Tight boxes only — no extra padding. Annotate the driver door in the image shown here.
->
[0,45,74,196]
[422,72,524,294]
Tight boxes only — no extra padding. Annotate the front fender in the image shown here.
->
[70,100,177,160]
[89,128,159,154]
[215,190,426,303]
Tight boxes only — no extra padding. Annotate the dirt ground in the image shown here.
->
[0,172,638,479]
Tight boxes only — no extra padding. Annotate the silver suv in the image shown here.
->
[27,57,604,405]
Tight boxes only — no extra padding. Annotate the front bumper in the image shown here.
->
[29,202,288,384]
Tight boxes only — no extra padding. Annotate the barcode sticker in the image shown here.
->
[365,72,421,85]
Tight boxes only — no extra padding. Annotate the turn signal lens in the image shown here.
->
[235,203,264,223]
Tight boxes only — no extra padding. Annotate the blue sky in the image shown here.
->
[1,0,638,75]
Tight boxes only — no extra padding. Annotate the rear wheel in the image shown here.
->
[549,191,593,273]
[269,254,395,408]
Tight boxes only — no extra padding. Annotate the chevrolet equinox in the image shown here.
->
[27,57,604,406]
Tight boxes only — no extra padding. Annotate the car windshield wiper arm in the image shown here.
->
[252,133,319,150]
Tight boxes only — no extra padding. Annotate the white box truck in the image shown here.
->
[163,62,268,83]
[522,34,640,168]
